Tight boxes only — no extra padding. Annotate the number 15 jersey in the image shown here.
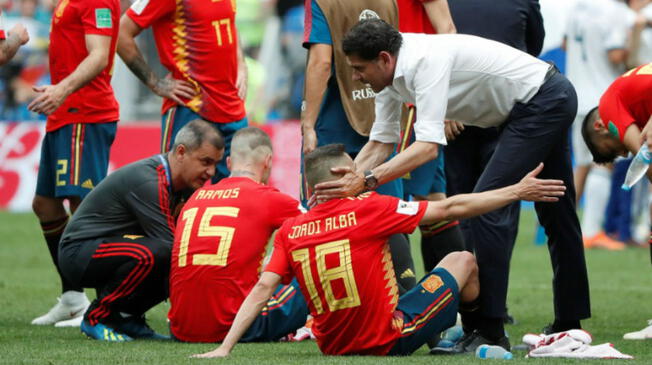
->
[266,193,427,355]
[169,177,302,342]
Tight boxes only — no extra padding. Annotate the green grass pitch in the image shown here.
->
[1,210,652,364]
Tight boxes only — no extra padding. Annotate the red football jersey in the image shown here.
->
[47,0,120,132]
[599,63,652,142]
[168,177,302,343]
[126,0,246,123]
[397,0,437,34]
[266,193,427,355]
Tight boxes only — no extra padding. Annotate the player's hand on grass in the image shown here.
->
[28,84,68,115]
[191,346,230,358]
[153,75,197,106]
[444,120,464,141]
[514,163,565,202]
[313,166,365,201]
[302,126,318,155]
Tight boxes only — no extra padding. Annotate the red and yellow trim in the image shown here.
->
[69,123,85,186]
[260,285,297,315]
[171,0,201,112]
[400,289,454,335]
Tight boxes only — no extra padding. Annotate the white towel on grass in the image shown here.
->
[522,330,633,359]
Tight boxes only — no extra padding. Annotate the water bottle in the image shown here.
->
[475,344,513,360]
[622,144,652,191]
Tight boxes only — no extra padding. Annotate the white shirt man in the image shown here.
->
[370,33,550,146]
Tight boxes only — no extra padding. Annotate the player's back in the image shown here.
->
[169,177,301,342]
[270,193,426,355]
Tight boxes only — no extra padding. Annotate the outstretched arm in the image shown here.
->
[420,163,565,224]
[192,272,282,358]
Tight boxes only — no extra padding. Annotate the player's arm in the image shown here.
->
[117,15,197,105]
[421,0,456,34]
[302,43,333,154]
[236,37,247,100]
[192,272,282,358]
[420,163,565,224]
[0,24,29,66]
[28,34,111,115]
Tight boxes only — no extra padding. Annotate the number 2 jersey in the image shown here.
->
[265,193,427,355]
[126,0,245,123]
[168,177,302,342]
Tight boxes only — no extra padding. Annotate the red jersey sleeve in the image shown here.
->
[126,0,176,29]
[267,191,304,228]
[80,0,119,36]
[0,10,6,40]
[264,232,293,284]
[364,194,428,237]
[599,89,636,142]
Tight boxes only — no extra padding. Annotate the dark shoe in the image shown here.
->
[110,316,170,340]
[542,323,554,335]
[429,330,475,355]
[431,330,510,355]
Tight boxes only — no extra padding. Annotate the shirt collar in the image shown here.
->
[392,39,407,81]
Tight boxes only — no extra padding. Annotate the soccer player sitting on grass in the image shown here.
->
[58,120,223,342]
[194,143,566,357]
[169,127,309,343]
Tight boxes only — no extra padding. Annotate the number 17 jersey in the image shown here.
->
[169,177,302,342]
[266,193,427,355]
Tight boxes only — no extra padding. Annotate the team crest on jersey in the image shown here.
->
[359,9,380,21]
[421,275,443,293]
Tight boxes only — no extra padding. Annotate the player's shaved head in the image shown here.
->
[230,127,273,164]
[304,144,353,189]
[172,119,224,153]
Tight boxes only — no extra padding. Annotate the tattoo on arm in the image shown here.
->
[124,51,159,89]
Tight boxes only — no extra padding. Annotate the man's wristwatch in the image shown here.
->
[363,170,378,191]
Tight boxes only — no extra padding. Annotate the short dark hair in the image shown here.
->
[172,119,224,152]
[581,107,615,164]
[342,19,402,61]
[304,144,350,189]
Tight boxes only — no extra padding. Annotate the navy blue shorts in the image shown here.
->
[388,267,460,356]
[399,107,446,199]
[161,105,248,183]
[36,122,117,199]
[241,279,309,342]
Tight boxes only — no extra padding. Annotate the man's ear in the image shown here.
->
[226,156,232,171]
[264,153,273,169]
[175,144,187,159]
[378,51,392,65]
[593,119,608,135]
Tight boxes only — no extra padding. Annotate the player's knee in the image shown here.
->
[442,251,477,277]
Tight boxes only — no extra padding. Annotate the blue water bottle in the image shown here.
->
[475,344,513,360]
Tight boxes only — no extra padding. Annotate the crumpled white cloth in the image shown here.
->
[522,330,633,359]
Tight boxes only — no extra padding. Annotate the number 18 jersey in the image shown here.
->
[169,177,302,342]
[266,193,427,355]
